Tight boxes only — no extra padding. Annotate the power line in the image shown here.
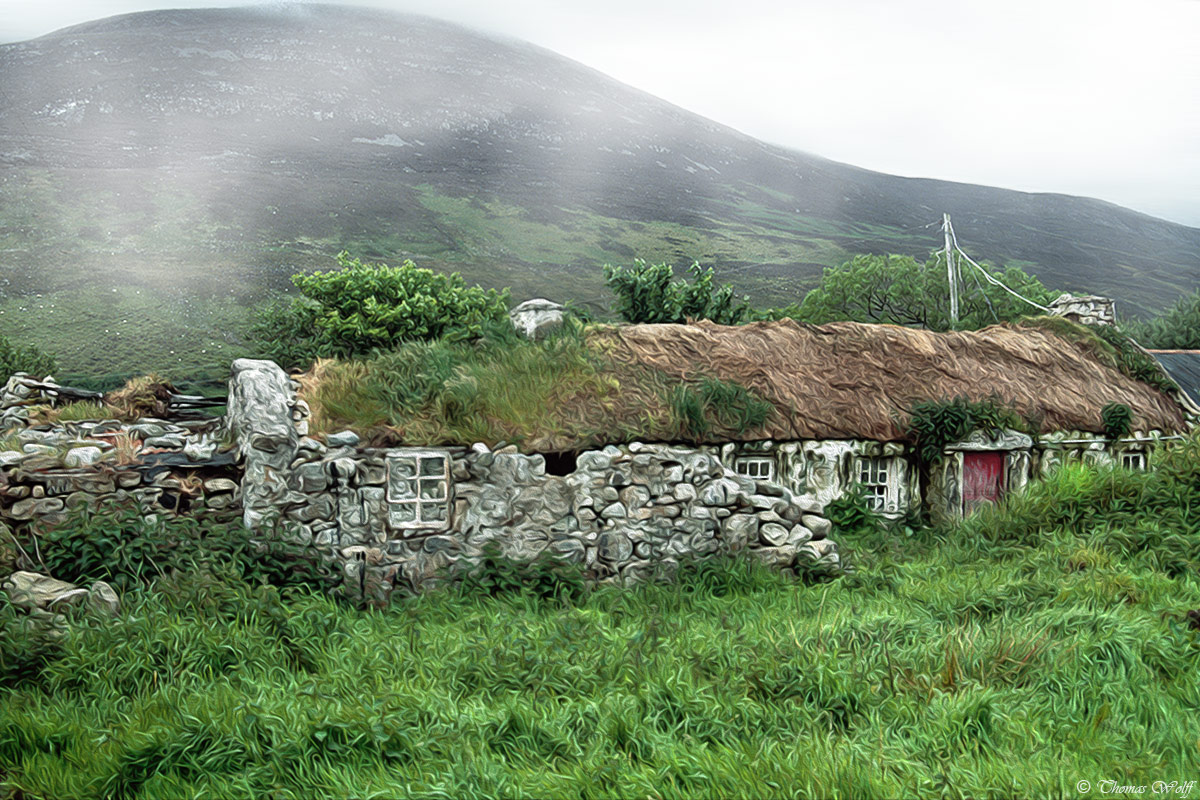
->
[943,214,1052,315]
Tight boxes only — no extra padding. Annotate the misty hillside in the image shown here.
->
[1,4,1198,375]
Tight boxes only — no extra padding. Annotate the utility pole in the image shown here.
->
[943,213,958,325]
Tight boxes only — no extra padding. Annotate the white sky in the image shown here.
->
[3,0,1198,227]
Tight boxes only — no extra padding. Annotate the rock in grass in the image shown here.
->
[2,571,80,612]
[87,581,121,615]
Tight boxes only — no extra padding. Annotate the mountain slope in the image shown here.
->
[1,4,1197,375]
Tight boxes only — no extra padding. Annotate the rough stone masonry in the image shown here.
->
[229,359,841,604]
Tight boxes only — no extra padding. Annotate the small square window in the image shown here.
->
[386,451,451,530]
[734,456,775,482]
[855,456,891,511]
[1120,452,1146,471]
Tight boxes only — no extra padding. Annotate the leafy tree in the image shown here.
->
[0,332,56,379]
[603,260,749,325]
[251,252,511,368]
[795,253,1056,331]
[1122,289,1200,349]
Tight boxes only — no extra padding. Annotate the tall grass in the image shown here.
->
[304,322,774,448]
[2,437,1199,798]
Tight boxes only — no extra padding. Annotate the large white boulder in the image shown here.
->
[509,298,565,340]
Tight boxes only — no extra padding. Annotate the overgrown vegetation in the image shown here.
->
[38,500,332,593]
[1091,323,1178,393]
[250,252,511,369]
[669,377,773,439]
[3,434,1199,797]
[302,320,773,448]
[1019,315,1177,394]
[794,253,1056,330]
[906,396,1026,463]
[26,400,107,426]
[1101,402,1133,439]
[0,331,55,379]
[1124,288,1200,349]
[603,260,750,325]
[824,484,888,538]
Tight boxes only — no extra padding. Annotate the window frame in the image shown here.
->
[854,455,894,512]
[733,455,776,483]
[1120,451,1147,471]
[385,450,452,531]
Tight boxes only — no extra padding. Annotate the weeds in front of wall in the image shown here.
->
[2,434,1199,797]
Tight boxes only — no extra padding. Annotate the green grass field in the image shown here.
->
[3,434,1199,798]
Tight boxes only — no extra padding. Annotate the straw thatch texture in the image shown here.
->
[594,319,1187,441]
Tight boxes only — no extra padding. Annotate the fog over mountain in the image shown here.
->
[1,4,1198,373]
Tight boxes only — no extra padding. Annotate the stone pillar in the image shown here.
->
[227,359,300,530]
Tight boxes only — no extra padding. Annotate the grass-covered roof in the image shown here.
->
[300,318,1189,450]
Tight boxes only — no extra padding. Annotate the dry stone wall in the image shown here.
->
[227,360,841,604]
[0,374,242,530]
[2,361,841,605]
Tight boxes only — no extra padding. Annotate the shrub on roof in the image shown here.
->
[603,260,749,325]
[250,252,511,369]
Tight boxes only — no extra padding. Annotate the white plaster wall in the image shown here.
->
[722,439,916,517]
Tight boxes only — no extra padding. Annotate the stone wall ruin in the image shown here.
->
[227,360,840,604]
[1,362,841,604]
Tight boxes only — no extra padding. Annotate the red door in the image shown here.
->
[962,452,1006,514]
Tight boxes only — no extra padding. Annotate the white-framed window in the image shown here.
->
[386,451,451,530]
[1120,451,1146,471]
[734,455,775,483]
[855,456,891,512]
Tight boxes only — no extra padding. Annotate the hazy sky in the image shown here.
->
[3,0,1198,227]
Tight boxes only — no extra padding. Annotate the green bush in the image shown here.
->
[0,331,56,379]
[1123,289,1200,349]
[246,295,333,371]
[250,252,510,368]
[38,502,332,592]
[458,542,589,603]
[825,484,886,537]
[603,260,749,325]
[1102,402,1133,439]
[906,396,1025,464]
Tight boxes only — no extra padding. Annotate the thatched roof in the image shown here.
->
[593,319,1188,441]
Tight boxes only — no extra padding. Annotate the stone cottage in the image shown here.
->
[557,318,1192,522]
[228,359,841,604]
[0,314,1192,604]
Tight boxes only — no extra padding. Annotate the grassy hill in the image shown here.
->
[1,5,1198,377]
